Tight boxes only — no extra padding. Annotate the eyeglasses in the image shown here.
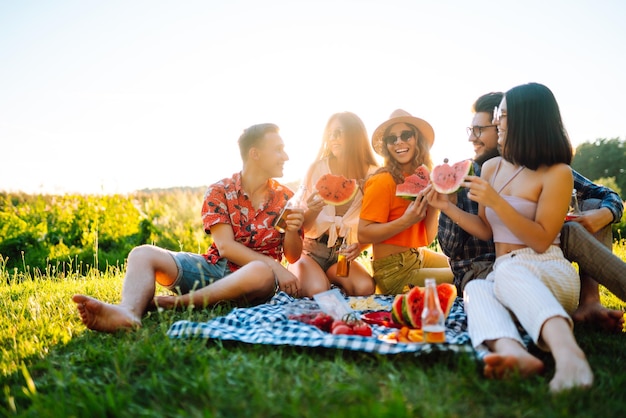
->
[384,130,415,145]
[493,106,507,124]
[466,125,497,139]
[326,128,344,141]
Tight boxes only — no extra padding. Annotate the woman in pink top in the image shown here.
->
[428,83,593,393]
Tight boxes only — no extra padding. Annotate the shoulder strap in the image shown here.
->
[495,165,525,193]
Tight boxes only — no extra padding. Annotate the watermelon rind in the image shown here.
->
[430,159,473,194]
[402,286,424,328]
[437,283,457,317]
[315,174,359,205]
[395,165,430,200]
[391,295,406,326]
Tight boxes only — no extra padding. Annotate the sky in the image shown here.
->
[1,0,625,195]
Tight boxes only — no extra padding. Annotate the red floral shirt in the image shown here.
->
[202,172,294,272]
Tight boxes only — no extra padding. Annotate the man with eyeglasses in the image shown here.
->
[437,92,625,334]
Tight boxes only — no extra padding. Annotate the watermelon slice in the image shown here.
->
[391,294,407,326]
[395,283,457,329]
[430,159,473,194]
[437,283,457,317]
[395,165,430,200]
[315,173,359,205]
[402,286,425,328]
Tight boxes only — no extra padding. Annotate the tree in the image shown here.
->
[572,138,626,200]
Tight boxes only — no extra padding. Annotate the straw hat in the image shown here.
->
[371,109,435,155]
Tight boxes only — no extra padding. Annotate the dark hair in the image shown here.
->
[377,123,433,184]
[317,112,378,181]
[473,92,503,116]
[502,83,572,170]
[238,123,280,161]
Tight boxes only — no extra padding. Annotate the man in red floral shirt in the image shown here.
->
[73,123,304,333]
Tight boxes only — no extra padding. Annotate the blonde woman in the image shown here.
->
[289,112,378,297]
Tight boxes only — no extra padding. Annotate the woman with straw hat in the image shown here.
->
[358,110,453,294]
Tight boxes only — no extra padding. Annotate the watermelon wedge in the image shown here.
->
[430,159,473,194]
[396,165,430,200]
[391,294,407,326]
[315,173,359,205]
[394,283,457,329]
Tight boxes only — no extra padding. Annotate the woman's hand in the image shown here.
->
[423,186,451,211]
[306,191,326,213]
[342,242,362,262]
[401,187,430,224]
[463,176,499,207]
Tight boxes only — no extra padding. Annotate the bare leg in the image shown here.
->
[329,261,375,296]
[483,338,544,379]
[541,316,593,393]
[573,276,625,332]
[287,254,331,298]
[73,245,178,333]
[154,261,276,309]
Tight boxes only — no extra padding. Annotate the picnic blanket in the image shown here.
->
[167,292,476,356]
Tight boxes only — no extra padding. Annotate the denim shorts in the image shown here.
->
[302,235,342,271]
[165,251,230,294]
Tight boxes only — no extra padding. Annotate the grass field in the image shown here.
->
[1,247,626,417]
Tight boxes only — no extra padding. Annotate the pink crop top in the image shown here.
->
[485,161,560,246]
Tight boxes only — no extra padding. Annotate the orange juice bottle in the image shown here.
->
[336,233,350,277]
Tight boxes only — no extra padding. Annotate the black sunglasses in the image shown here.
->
[383,130,415,145]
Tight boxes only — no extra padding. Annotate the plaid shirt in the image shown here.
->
[572,171,623,223]
[438,162,624,292]
[202,172,294,273]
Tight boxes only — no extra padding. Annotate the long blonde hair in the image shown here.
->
[316,112,378,181]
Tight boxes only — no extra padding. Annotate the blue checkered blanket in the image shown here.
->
[167,292,474,355]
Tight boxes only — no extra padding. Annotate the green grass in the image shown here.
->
[1,255,626,417]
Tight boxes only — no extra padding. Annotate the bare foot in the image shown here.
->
[572,301,625,333]
[72,294,141,333]
[483,353,544,379]
[549,350,593,393]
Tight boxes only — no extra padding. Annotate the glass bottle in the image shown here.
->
[274,185,307,233]
[421,278,446,343]
[566,188,581,221]
[336,230,351,277]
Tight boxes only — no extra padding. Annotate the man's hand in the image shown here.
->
[285,208,305,232]
[570,208,613,235]
[275,267,301,297]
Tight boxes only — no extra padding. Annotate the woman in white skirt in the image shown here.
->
[427,82,593,393]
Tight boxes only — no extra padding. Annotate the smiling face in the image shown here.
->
[494,98,508,155]
[384,122,416,170]
[253,132,289,178]
[468,111,499,165]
